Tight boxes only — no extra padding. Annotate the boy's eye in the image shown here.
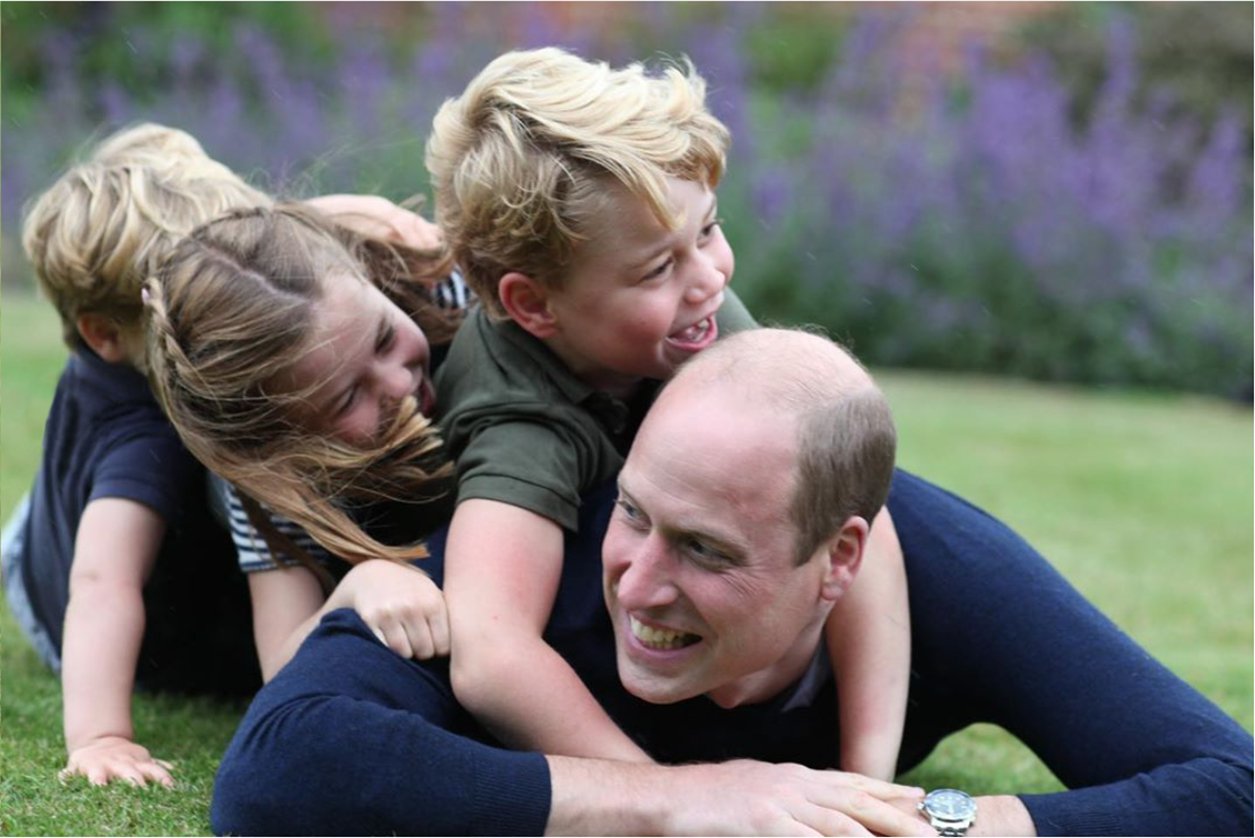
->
[642,258,673,282]
[700,217,724,240]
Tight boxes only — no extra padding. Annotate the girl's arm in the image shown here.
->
[60,498,171,787]
[445,498,651,762]
[254,559,450,680]
[247,565,327,681]
[826,506,911,780]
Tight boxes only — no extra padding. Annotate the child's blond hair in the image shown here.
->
[21,123,271,356]
[425,47,730,318]
[145,204,458,573]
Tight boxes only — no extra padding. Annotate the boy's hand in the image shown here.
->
[332,560,450,660]
[61,735,174,788]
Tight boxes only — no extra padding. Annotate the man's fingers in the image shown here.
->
[794,803,873,837]
[806,787,935,837]
[839,772,925,800]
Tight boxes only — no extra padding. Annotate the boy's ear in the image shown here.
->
[76,312,130,363]
[818,516,869,604]
[499,272,558,339]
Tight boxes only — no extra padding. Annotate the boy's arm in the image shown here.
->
[445,498,651,762]
[60,498,172,788]
[826,507,911,780]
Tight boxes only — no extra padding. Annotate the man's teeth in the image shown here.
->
[630,616,698,650]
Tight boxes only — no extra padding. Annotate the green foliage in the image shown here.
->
[1018,1,1254,137]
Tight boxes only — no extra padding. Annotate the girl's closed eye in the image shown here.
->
[375,321,397,354]
[334,385,359,418]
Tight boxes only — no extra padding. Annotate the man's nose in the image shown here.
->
[614,536,679,610]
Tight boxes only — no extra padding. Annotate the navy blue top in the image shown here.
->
[212,471,1253,835]
[12,350,256,692]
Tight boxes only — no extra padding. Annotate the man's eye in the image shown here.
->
[615,497,646,525]
[684,538,727,565]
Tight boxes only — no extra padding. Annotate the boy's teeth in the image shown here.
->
[630,616,698,650]
[672,317,710,343]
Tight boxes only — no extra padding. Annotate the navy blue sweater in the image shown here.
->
[212,471,1253,835]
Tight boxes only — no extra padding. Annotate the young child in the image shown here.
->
[426,48,912,778]
[3,124,271,788]
[145,203,466,681]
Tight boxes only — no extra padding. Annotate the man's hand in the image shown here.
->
[330,559,450,661]
[61,735,174,788]
[665,761,933,836]
[548,756,934,836]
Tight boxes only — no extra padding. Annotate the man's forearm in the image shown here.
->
[547,756,936,836]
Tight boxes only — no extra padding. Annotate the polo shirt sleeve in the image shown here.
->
[89,430,198,523]
[717,287,759,335]
[451,411,601,532]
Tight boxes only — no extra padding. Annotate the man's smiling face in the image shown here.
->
[601,377,834,709]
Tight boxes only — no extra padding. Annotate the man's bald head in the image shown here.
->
[654,328,897,564]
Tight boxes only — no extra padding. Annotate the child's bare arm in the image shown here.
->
[60,498,171,788]
[303,194,443,251]
[445,498,651,762]
[826,507,911,780]
[247,565,327,681]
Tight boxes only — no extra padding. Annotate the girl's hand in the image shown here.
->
[61,736,174,788]
[332,560,450,660]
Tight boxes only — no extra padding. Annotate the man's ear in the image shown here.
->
[499,272,558,339]
[76,312,129,363]
[818,516,869,604]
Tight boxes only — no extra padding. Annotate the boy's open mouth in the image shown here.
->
[665,315,718,351]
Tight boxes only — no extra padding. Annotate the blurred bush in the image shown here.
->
[1,2,1249,398]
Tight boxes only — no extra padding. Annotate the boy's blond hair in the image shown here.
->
[425,47,730,318]
[145,204,458,574]
[21,123,271,355]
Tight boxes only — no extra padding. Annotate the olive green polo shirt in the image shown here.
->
[435,291,757,531]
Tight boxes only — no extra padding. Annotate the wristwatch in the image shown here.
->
[919,788,977,836]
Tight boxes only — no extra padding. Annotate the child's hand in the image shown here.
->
[304,194,443,251]
[334,560,450,660]
[60,735,174,788]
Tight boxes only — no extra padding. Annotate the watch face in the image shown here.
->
[924,789,976,820]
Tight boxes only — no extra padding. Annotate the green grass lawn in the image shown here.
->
[2,291,1251,834]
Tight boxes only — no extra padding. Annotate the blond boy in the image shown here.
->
[427,48,911,777]
[3,124,270,787]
